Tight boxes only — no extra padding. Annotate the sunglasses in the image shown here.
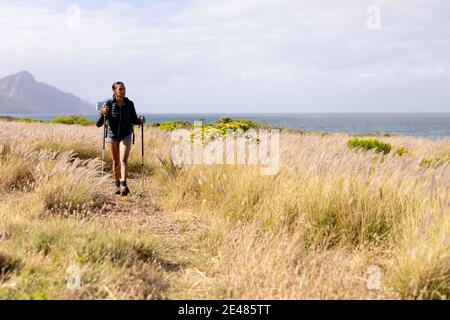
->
[117,88,125,91]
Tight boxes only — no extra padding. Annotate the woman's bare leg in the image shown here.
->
[108,142,121,181]
[119,138,132,182]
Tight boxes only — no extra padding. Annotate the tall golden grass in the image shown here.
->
[0,120,449,299]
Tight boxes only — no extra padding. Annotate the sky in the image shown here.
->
[0,0,449,113]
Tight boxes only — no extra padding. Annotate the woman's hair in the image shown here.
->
[112,82,125,98]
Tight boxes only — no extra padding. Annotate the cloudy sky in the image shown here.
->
[0,0,449,113]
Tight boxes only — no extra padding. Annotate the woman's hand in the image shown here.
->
[139,116,145,124]
[100,106,109,115]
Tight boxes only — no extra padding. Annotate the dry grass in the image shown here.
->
[0,119,449,300]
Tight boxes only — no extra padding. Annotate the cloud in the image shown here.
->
[0,0,449,112]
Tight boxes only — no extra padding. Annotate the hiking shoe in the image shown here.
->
[120,181,130,196]
[114,180,121,195]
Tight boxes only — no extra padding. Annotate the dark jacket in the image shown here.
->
[96,97,141,140]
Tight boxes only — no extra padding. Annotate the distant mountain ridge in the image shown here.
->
[0,71,93,114]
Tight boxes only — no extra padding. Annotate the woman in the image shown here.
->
[96,82,145,196]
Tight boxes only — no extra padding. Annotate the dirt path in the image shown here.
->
[91,179,207,299]
[98,197,182,236]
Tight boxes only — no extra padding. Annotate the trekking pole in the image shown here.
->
[141,120,145,170]
[102,113,106,176]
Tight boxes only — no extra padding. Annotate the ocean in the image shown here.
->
[6,113,450,139]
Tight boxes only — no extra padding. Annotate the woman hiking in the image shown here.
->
[96,81,145,196]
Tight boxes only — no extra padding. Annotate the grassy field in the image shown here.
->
[0,119,449,299]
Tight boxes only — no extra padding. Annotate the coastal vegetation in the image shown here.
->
[0,118,449,299]
[347,138,392,154]
[51,115,94,126]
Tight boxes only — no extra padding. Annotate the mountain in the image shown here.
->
[0,71,93,114]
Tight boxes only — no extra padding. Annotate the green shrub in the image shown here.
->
[0,115,18,122]
[420,156,450,168]
[351,132,392,137]
[154,118,267,145]
[153,121,191,132]
[216,117,232,124]
[396,146,409,157]
[51,115,94,126]
[216,117,267,129]
[190,121,258,144]
[347,138,392,155]
[215,121,251,133]
[154,118,267,134]
[17,118,42,123]
[0,116,43,123]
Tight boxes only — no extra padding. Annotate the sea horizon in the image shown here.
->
[3,112,450,139]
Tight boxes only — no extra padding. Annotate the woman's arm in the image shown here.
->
[129,101,142,125]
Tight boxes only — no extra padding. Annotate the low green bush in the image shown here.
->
[216,117,268,129]
[191,121,257,143]
[351,132,393,137]
[396,146,409,157]
[17,119,42,123]
[152,121,191,132]
[420,156,450,168]
[51,115,94,126]
[154,118,268,133]
[347,138,392,155]
[0,116,43,123]
[0,115,18,122]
